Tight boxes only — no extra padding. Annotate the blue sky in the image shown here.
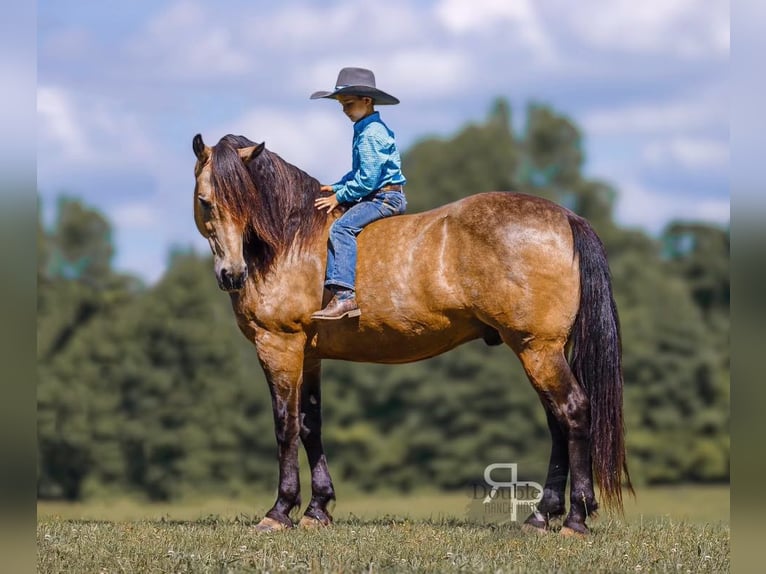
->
[38,0,729,283]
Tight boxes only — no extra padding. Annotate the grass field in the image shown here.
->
[37,486,729,573]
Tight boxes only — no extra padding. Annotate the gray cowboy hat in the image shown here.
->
[310,67,399,105]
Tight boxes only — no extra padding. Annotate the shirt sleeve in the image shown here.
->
[332,170,354,188]
[332,131,388,203]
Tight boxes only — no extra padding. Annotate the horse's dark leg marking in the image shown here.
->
[523,408,568,530]
[561,387,598,537]
[259,369,303,530]
[299,359,335,526]
[517,345,597,535]
[266,378,302,527]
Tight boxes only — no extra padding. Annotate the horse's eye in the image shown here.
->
[197,196,212,209]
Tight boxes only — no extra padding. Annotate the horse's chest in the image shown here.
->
[230,287,307,335]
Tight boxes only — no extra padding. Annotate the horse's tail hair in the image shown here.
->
[567,213,633,512]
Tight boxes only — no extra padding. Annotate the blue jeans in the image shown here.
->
[325,191,407,292]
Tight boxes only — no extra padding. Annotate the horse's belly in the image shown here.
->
[311,314,485,364]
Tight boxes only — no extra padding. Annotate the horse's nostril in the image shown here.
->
[217,266,247,291]
[218,267,233,290]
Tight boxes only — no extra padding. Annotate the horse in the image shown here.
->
[191,132,632,536]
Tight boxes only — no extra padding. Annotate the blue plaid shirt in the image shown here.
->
[332,112,407,203]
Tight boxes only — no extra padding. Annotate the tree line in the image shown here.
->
[37,99,729,501]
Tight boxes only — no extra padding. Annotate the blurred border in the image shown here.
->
[8,1,748,571]
[731,0,765,570]
[0,1,36,572]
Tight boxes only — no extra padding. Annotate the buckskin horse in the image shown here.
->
[192,133,632,536]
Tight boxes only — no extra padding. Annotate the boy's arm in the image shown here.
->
[332,133,387,203]
[332,170,354,187]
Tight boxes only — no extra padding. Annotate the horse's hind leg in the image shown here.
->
[298,358,336,528]
[522,408,568,532]
[514,341,597,536]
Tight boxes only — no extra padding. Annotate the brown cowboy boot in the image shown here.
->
[311,292,361,320]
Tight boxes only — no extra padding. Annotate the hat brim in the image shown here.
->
[310,85,399,105]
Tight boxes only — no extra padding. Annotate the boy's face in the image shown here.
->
[337,95,374,122]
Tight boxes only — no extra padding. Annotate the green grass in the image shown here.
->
[37,486,729,573]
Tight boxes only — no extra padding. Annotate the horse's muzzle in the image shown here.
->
[217,266,248,292]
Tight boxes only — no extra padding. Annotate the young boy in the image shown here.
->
[309,67,407,320]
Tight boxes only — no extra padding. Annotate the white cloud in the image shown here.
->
[213,107,351,184]
[582,93,726,136]
[643,137,729,170]
[553,0,729,58]
[253,1,421,49]
[383,50,471,98]
[37,84,160,174]
[693,199,730,223]
[615,179,729,233]
[112,203,159,230]
[435,0,553,58]
[37,86,89,161]
[128,0,250,79]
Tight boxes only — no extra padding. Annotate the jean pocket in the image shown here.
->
[379,192,406,215]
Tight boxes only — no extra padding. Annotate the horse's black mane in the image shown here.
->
[211,134,326,274]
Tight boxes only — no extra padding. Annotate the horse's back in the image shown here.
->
[358,191,577,290]
[362,191,573,244]
[317,192,582,361]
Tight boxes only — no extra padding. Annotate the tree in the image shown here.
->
[518,103,584,193]
[662,223,730,321]
[88,251,276,499]
[46,197,114,286]
[37,197,140,499]
[614,245,729,484]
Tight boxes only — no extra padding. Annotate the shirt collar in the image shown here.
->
[353,111,380,134]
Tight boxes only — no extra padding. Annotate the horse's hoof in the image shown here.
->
[253,516,290,533]
[521,511,550,534]
[560,525,589,538]
[298,515,331,529]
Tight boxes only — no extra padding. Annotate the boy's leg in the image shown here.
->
[324,197,393,292]
[313,196,395,320]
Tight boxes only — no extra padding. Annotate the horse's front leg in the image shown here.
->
[298,358,336,528]
[254,334,305,532]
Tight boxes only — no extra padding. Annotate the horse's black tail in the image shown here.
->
[567,213,633,512]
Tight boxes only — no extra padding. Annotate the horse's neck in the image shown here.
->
[255,229,329,291]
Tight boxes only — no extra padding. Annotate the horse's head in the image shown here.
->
[192,133,265,292]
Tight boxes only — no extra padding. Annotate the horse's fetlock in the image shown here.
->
[570,489,598,515]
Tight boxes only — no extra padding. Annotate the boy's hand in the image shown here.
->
[315,191,339,213]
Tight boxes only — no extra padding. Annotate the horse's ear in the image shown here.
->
[193,133,210,162]
[238,142,266,164]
